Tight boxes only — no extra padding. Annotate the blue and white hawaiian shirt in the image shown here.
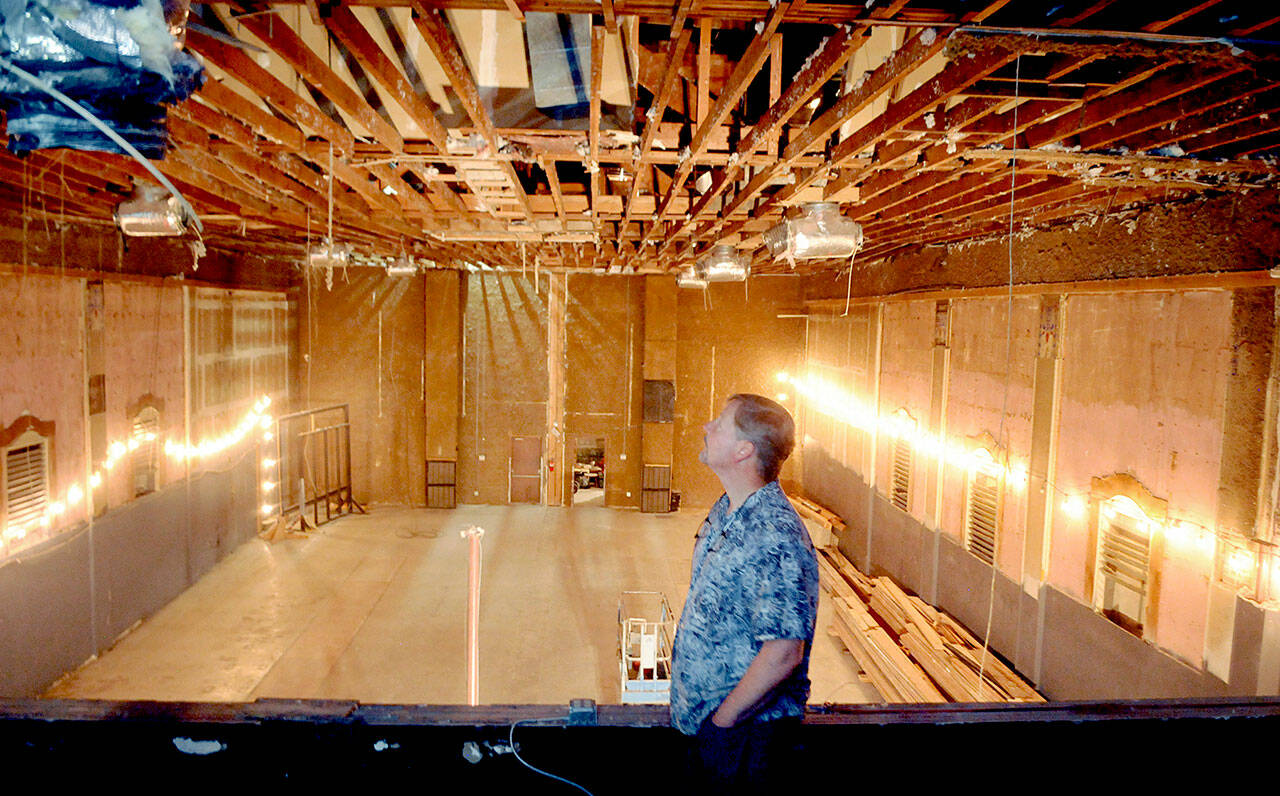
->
[669,481,819,735]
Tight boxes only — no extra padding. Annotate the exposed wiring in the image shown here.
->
[0,55,203,236]
[976,53,1021,700]
[509,718,595,795]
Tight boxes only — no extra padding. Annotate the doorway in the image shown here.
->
[571,436,605,506]
[510,436,542,504]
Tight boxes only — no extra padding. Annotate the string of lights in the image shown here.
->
[779,370,1280,605]
[1,396,276,547]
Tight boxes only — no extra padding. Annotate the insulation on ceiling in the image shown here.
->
[0,0,202,156]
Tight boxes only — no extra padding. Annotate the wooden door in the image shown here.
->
[509,436,542,504]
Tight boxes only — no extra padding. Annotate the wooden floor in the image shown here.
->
[45,504,875,706]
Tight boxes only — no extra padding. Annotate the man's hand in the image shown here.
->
[710,638,805,728]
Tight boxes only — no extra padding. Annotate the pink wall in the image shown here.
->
[875,301,936,517]
[942,296,1038,577]
[0,272,87,548]
[1050,290,1231,664]
[103,282,186,507]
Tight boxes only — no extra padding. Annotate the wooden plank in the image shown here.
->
[501,0,525,22]
[621,26,692,233]
[1142,0,1223,32]
[601,0,617,33]
[186,29,356,153]
[324,5,451,151]
[707,26,949,244]
[830,611,897,703]
[234,12,404,153]
[647,0,790,231]
[192,79,306,152]
[590,24,605,228]
[680,23,864,236]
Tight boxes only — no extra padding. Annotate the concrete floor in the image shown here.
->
[46,504,876,707]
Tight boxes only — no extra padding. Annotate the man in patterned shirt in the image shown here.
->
[670,393,819,790]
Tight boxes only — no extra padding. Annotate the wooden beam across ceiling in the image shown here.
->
[4,1,1276,276]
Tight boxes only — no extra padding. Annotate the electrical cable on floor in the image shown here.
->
[976,53,1022,699]
[509,718,595,795]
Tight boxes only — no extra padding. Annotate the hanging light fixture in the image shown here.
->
[763,202,864,263]
[386,253,418,275]
[676,266,707,288]
[306,239,350,270]
[694,244,749,282]
[114,183,187,236]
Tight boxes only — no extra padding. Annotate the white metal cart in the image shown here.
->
[618,591,676,705]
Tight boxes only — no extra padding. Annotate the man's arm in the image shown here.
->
[709,638,804,728]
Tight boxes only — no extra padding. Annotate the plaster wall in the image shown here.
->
[942,296,1038,578]
[674,277,806,509]
[0,271,88,545]
[875,301,934,518]
[301,270,427,506]
[0,266,261,696]
[1049,290,1230,665]
[458,274,549,505]
[796,193,1273,696]
[102,281,185,506]
[422,271,461,462]
[565,275,644,508]
[816,191,1280,300]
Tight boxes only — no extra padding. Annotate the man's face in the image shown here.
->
[700,400,746,470]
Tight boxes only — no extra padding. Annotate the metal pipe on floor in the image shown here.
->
[461,525,485,706]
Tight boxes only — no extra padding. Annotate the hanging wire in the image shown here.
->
[976,53,1022,699]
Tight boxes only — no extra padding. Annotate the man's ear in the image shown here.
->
[733,439,756,465]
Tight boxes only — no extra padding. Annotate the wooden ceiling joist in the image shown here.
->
[234,12,406,152]
[3,2,1275,274]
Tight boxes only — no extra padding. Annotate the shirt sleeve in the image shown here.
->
[749,535,812,642]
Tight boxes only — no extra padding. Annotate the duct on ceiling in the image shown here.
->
[0,0,203,156]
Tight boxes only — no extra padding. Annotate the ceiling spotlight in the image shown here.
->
[763,202,864,264]
[115,183,186,237]
[695,244,748,282]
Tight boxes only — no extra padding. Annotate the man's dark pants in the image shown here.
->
[686,715,802,791]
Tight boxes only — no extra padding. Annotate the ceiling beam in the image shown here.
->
[620,26,692,234]
[324,5,450,152]
[186,28,356,152]
[410,3,532,218]
[646,0,791,234]
[233,11,405,152]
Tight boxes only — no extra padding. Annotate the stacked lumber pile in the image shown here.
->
[793,495,847,541]
[793,499,844,547]
[817,544,1044,704]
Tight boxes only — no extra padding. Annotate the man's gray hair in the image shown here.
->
[728,393,795,483]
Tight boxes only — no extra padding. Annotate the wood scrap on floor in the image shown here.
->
[793,495,847,542]
[815,543,1045,704]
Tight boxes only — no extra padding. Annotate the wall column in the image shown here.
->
[1022,295,1064,594]
[641,276,676,511]
[423,271,461,507]
[546,274,567,506]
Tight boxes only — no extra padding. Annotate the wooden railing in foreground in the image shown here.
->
[817,544,1045,704]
